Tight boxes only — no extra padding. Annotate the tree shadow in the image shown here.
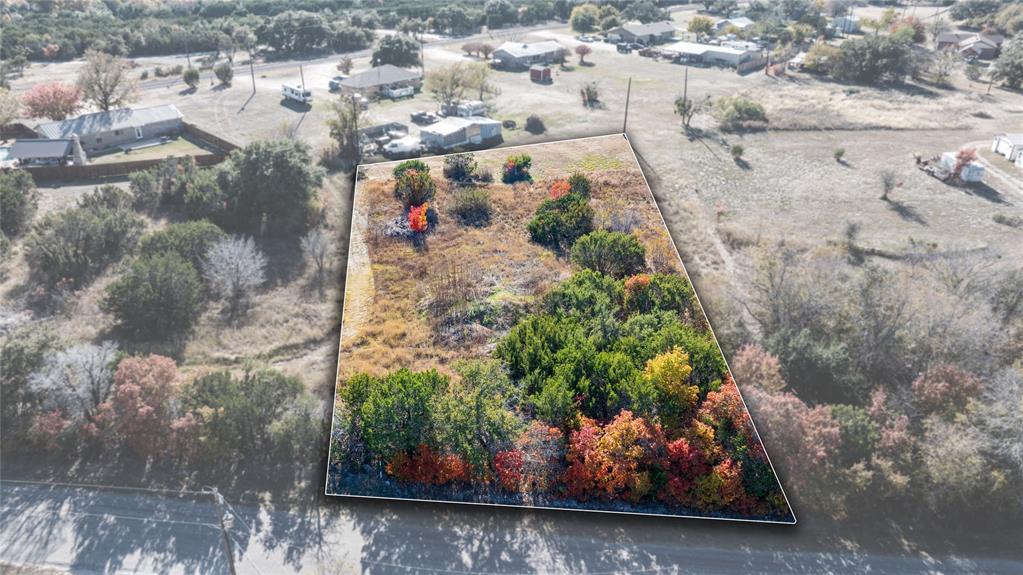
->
[883,197,928,226]
[960,181,1011,205]
[733,157,751,170]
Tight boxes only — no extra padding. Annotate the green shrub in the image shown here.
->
[527,193,593,251]
[524,114,546,134]
[183,67,200,88]
[129,170,160,212]
[102,252,204,338]
[567,173,591,198]
[570,230,646,278]
[501,154,532,183]
[78,184,133,211]
[730,144,744,159]
[183,168,223,220]
[0,232,10,265]
[393,159,429,179]
[214,62,233,84]
[393,168,436,208]
[138,221,226,269]
[622,273,696,319]
[443,153,477,182]
[450,187,492,227]
[25,203,145,287]
[0,170,39,237]
[834,148,846,162]
[543,269,623,319]
[715,95,768,132]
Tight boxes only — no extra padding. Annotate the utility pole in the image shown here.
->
[622,76,632,134]
[682,66,688,105]
[250,59,256,94]
[300,64,306,91]
[207,487,238,575]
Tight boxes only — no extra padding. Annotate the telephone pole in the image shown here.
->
[206,487,238,575]
[622,77,632,134]
[250,59,256,94]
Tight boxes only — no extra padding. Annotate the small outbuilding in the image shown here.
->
[992,133,1023,162]
[420,116,502,151]
[530,64,552,83]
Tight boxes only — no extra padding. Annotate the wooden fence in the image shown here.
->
[25,153,226,182]
[183,122,240,153]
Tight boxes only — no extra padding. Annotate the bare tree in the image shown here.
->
[673,94,709,129]
[204,236,267,317]
[0,88,22,135]
[327,94,368,167]
[28,341,118,421]
[976,368,1023,477]
[879,169,900,200]
[76,50,138,112]
[301,227,331,297]
[425,62,468,109]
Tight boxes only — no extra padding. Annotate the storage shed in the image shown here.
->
[530,65,552,83]
[420,117,502,151]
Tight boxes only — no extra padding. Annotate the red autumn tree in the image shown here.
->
[387,444,468,485]
[494,449,524,491]
[515,421,565,493]
[692,457,748,512]
[408,202,429,232]
[564,411,666,503]
[911,363,981,419]
[21,81,82,121]
[730,344,786,393]
[102,355,179,457]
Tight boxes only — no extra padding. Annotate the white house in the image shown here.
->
[420,116,502,151]
[492,41,565,69]
[662,41,761,67]
[715,17,754,32]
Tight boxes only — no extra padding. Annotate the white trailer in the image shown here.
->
[282,84,312,104]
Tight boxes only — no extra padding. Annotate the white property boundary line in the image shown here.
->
[324,133,797,525]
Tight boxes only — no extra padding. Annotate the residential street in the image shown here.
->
[3,480,1022,574]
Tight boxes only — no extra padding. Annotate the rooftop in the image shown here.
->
[717,17,754,28]
[339,64,421,90]
[614,21,677,36]
[663,41,754,56]
[11,138,73,159]
[997,133,1023,145]
[36,105,182,139]
[494,41,564,59]
[422,116,500,136]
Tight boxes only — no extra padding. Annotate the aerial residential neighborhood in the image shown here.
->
[1,0,1022,573]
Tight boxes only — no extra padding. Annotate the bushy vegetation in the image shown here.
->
[330,163,788,519]
[450,188,492,227]
[804,35,916,86]
[0,170,39,238]
[138,221,226,269]
[527,192,594,251]
[570,230,646,278]
[501,154,532,183]
[524,114,546,134]
[102,252,205,338]
[715,96,768,132]
[443,153,478,183]
[24,189,145,287]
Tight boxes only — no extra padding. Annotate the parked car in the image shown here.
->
[638,47,659,58]
[328,76,347,91]
[411,111,440,124]
[576,34,595,42]
[616,43,633,53]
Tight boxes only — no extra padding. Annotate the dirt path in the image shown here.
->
[338,183,374,344]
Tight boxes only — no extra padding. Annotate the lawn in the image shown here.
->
[88,136,213,164]
[326,135,794,522]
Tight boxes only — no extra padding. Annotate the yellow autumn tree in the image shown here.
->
[644,348,699,429]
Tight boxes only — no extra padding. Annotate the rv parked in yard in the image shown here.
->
[282,84,312,104]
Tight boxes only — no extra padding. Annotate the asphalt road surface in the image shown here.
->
[3,480,1022,574]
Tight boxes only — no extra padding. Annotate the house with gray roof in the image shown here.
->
[10,138,80,166]
[35,104,183,154]
[606,21,677,45]
[492,41,566,69]
[715,17,755,32]
[338,64,422,96]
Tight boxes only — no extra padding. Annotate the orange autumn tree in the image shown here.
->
[408,202,430,232]
[387,443,468,485]
[549,179,571,200]
[564,411,666,503]
[495,421,565,494]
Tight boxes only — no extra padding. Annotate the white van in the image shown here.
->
[282,84,312,104]
[382,136,423,159]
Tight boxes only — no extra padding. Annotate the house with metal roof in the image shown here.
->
[492,41,566,69]
[338,65,422,96]
[35,105,183,154]
[606,21,677,45]
[992,133,1023,166]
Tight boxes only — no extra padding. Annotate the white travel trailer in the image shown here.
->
[282,84,312,104]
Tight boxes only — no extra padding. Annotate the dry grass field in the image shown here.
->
[338,135,681,382]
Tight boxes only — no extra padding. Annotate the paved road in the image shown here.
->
[3,480,1022,574]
